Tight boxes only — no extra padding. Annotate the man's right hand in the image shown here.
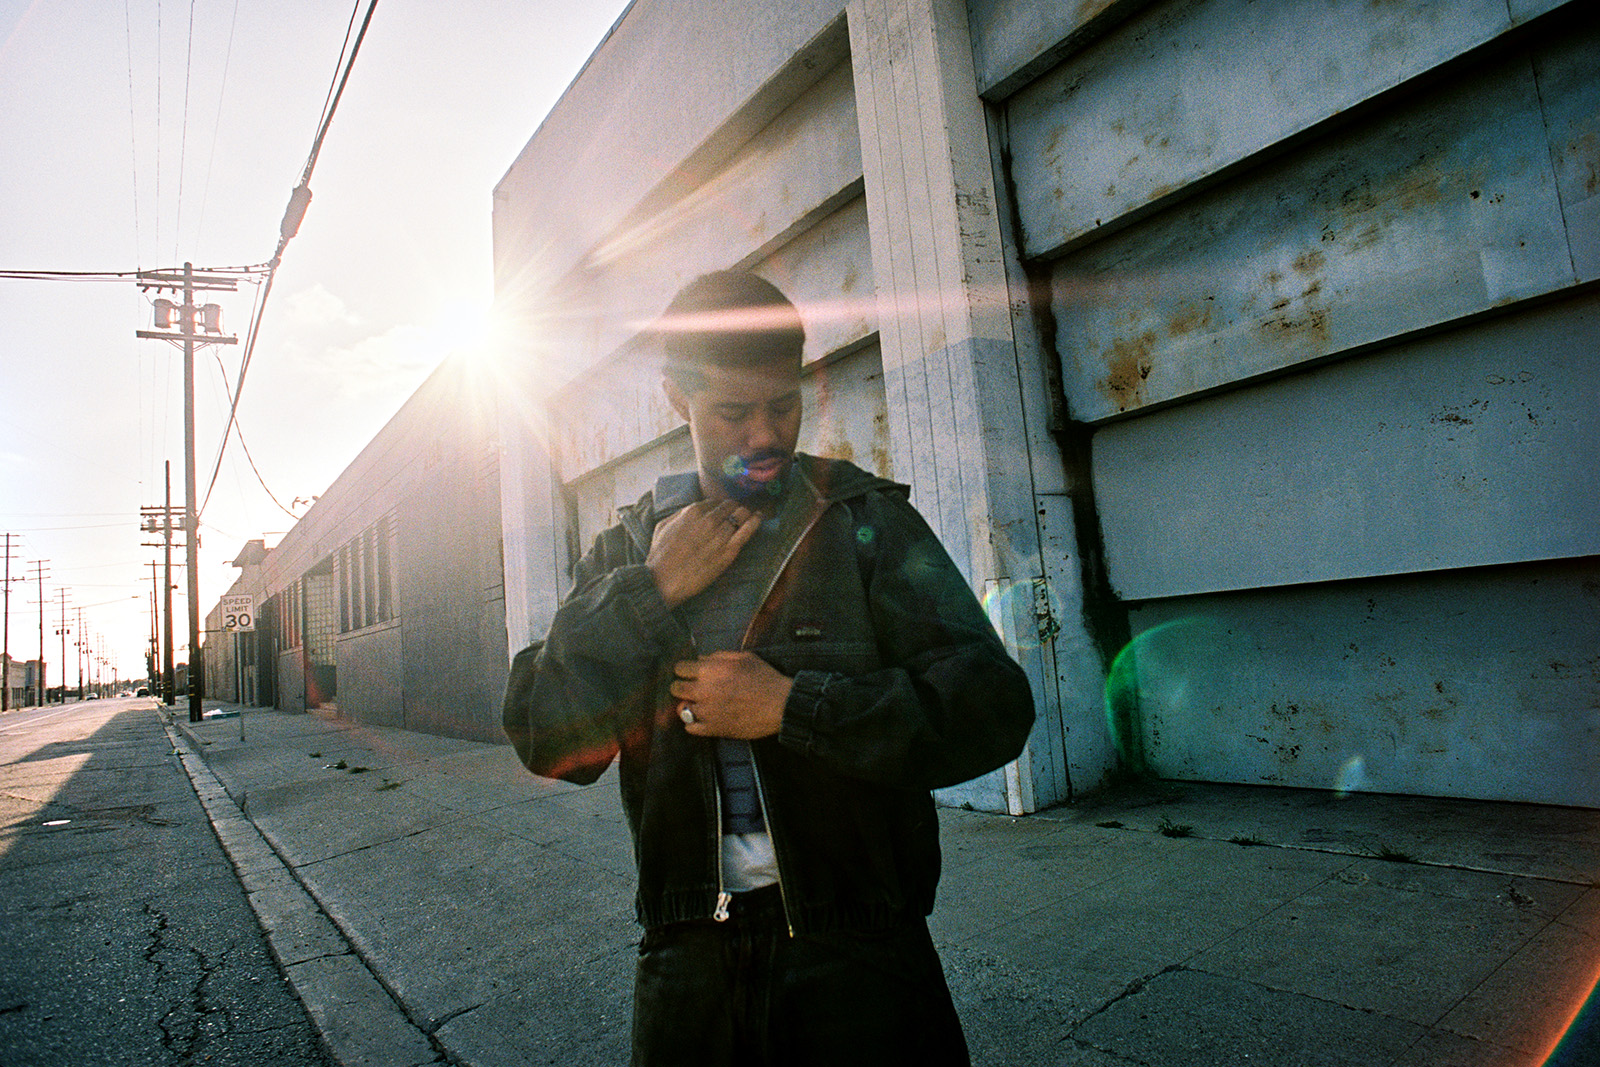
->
[647,500,761,608]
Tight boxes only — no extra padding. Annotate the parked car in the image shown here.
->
[136,686,150,697]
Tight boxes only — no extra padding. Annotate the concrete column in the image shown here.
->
[494,352,566,661]
[848,0,1114,811]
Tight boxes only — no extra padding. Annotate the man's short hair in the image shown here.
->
[657,271,805,391]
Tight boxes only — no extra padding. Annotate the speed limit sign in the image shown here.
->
[221,594,256,632]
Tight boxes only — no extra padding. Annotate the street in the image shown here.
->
[0,697,332,1066]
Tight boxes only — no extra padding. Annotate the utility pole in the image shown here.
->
[141,467,182,707]
[75,606,85,701]
[166,464,176,708]
[28,561,48,706]
[1,533,14,713]
[137,263,237,723]
[54,589,70,704]
[148,561,160,690]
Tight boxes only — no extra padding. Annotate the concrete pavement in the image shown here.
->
[163,698,1600,1066]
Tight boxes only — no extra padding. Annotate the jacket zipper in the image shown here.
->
[689,630,733,924]
[712,778,732,922]
[732,486,829,939]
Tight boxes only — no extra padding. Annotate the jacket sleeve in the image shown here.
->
[502,528,690,784]
[775,491,1036,790]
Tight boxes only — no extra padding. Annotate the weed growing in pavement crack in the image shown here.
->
[1229,834,1265,846]
[1096,820,1124,829]
[1371,843,1416,863]
[375,780,400,791]
[308,752,321,758]
[1157,816,1194,838]
[349,766,370,774]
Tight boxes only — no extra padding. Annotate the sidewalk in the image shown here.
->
[163,699,1600,1067]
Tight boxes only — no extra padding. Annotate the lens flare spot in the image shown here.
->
[1334,755,1367,797]
[1103,617,1241,774]
[855,525,875,545]
[979,578,1062,653]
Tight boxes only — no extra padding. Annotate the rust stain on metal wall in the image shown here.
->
[1570,131,1599,196]
[1254,248,1332,350]
[872,384,892,479]
[1166,302,1213,337]
[821,437,857,465]
[1097,330,1156,411]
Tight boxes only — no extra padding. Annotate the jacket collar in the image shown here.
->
[619,454,906,554]
[652,471,703,517]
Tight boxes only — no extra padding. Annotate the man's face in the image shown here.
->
[666,361,803,505]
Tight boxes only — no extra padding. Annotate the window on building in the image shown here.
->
[336,514,397,633]
[337,543,351,634]
[377,514,394,621]
[278,580,303,649]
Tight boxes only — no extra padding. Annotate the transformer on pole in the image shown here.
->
[136,264,238,723]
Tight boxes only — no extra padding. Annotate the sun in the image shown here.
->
[448,297,502,352]
[421,296,508,371]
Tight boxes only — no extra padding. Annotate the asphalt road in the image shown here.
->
[0,697,333,1066]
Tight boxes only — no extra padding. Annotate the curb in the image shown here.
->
[160,710,442,1067]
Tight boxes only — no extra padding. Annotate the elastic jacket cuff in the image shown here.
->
[614,564,685,651]
[780,670,838,754]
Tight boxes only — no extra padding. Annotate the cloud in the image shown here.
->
[282,283,363,330]
[282,321,439,401]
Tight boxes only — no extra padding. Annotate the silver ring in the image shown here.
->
[678,704,696,725]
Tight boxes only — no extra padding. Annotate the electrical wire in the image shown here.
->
[171,0,197,263]
[192,0,242,252]
[319,4,363,146]
[154,0,163,256]
[196,0,380,519]
[0,266,270,282]
[2,523,131,533]
[203,348,298,520]
[123,0,142,269]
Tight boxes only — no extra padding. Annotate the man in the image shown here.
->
[502,271,1035,1065]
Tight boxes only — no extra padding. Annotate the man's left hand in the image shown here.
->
[671,651,793,740]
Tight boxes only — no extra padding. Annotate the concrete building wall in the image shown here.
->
[203,354,509,743]
[983,0,1599,804]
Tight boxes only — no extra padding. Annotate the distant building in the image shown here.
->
[212,0,1598,811]
[202,356,508,742]
[2,655,46,709]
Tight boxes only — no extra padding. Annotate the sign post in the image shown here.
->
[219,595,255,740]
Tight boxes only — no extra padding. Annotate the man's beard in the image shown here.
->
[716,449,792,504]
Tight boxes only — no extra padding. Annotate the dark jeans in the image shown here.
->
[631,887,971,1066]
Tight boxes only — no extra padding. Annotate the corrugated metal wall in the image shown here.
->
[978,0,1599,804]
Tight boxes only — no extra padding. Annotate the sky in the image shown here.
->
[0,0,631,690]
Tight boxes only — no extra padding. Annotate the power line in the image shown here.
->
[154,0,163,257]
[201,349,297,520]
[192,0,243,251]
[318,4,364,157]
[2,523,133,533]
[124,0,142,268]
[196,0,380,520]
[171,0,197,263]
[0,265,269,282]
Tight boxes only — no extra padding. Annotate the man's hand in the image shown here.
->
[671,651,793,740]
[647,500,762,608]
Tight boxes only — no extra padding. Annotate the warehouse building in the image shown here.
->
[211,0,1598,812]
[203,354,509,742]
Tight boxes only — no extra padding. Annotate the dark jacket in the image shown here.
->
[502,455,1035,933]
